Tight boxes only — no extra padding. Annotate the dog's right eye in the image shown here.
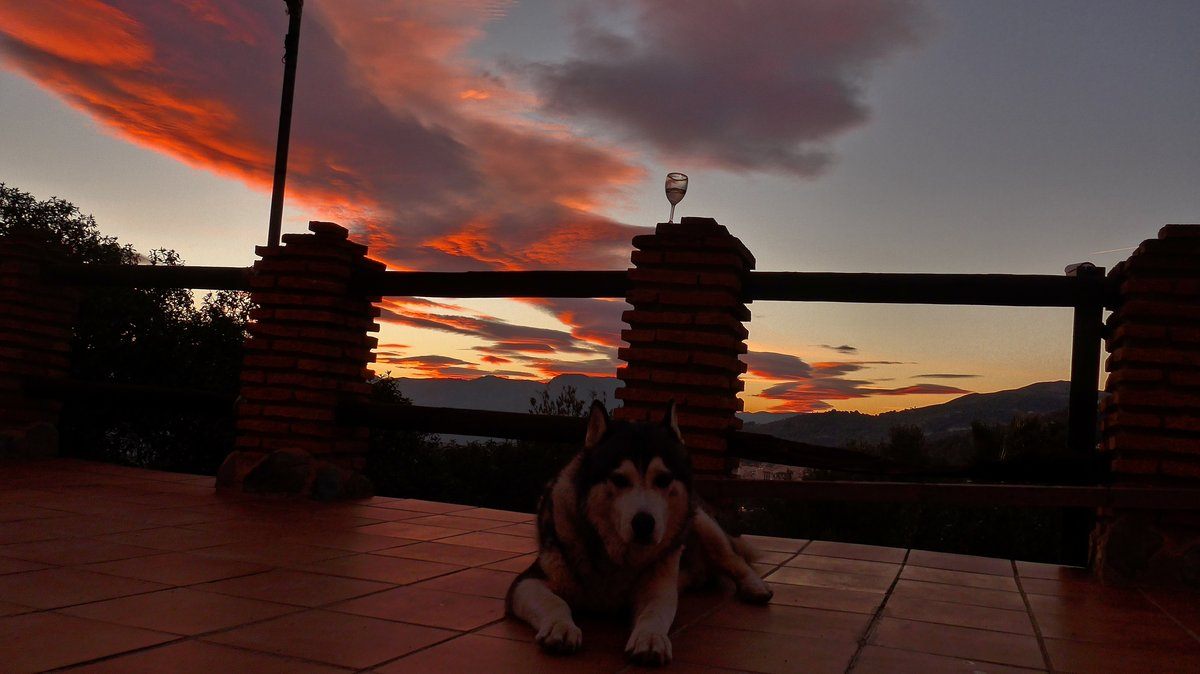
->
[609,473,631,488]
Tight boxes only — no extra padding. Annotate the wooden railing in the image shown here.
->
[31,259,1187,518]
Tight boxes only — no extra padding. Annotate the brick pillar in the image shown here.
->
[0,235,78,457]
[219,221,381,498]
[1093,224,1200,586]
[614,217,754,478]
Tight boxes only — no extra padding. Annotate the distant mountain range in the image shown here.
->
[743,381,1074,447]
[388,375,621,414]
[387,375,1075,448]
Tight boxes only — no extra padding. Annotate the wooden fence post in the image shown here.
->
[1093,224,1200,586]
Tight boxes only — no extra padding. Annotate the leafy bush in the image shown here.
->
[1,183,250,473]
[366,382,604,511]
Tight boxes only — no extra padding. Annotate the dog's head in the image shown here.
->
[575,401,694,564]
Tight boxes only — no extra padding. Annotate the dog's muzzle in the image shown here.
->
[631,511,656,545]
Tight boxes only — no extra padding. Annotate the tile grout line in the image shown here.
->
[1139,587,1200,646]
[20,543,510,673]
[44,635,360,674]
[611,541,814,674]
[393,539,819,674]
[1011,559,1054,673]
[38,553,495,673]
[842,546,909,674]
[40,636,193,673]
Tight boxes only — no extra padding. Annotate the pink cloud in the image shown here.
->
[744,351,815,380]
[1,2,924,402]
[525,357,619,379]
[376,354,481,379]
[745,350,969,412]
[0,1,644,274]
[529,298,628,349]
[0,1,153,67]
[759,378,970,413]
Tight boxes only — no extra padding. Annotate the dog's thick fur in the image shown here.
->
[505,401,772,666]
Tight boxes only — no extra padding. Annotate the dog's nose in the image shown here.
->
[631,512,655,543]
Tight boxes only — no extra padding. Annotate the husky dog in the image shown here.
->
[506,401,773,666]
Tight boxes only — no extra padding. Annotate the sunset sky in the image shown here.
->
[1,1,1197,414]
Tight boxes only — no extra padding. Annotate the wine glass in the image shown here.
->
[665,172,688,223]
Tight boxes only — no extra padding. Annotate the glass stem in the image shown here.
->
[669,203,676,223]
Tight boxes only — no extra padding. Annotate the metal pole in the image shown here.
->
[266,0,304,248]
[1063,261,1105,566]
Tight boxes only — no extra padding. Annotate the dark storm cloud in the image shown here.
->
[529,0,924,175]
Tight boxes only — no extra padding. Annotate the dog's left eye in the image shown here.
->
[653,473,674,488]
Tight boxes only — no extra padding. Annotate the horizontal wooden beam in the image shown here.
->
[348,402,910,474]
[695,478,1200,510]
[342,402,589,443]
[727,431,899,474]
[745,272,1115,308]
[22,377,236,411]
[45,264,253,291]
[354,270,629,298]
[41,265,1120,310]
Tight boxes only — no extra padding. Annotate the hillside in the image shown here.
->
[744,381,1074,447]
[387,374,621,413]
[385,376,1076,449]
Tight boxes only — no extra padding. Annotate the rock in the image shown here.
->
[312,462,374,500]
[0,423,59,459]
[243,448,315,495]
[312,464,343,501]
[217,448,374,500]
[341,471,374,499]
[1095,514,1165,584]
[19,422,58,457]
[216,450,268,490]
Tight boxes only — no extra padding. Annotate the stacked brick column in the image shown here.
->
[614,217,754,477]
[1093,224,1200,586]
[0,235,77,457]
[219,221,382,496]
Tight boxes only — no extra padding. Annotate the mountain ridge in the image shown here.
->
[744,380,1074,446]
[385,375,1076,447]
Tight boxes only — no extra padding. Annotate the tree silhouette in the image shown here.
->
[1,183,251,473]
[528,384,607,417]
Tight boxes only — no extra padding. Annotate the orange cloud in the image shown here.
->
[0,1,642,276]
[0,1,152,67]
[0,1,921,409]
[758,379,971,413]
[377,354,482,379]
[526,357,618,379]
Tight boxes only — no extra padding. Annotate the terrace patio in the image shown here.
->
[1,458,1197,673]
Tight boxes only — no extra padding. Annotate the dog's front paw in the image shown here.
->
[736,575,774,604]
[625,629,672,666]
[536,618,582,654]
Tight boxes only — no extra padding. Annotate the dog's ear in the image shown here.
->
[662,399,684,443]
[584,400,609,448]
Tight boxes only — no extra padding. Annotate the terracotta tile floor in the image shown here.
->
[2,459,1198,673]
